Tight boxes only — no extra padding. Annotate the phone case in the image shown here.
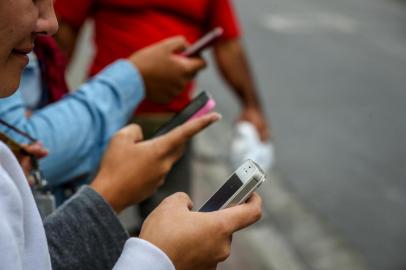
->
[188,99,216,121]
[152,92,214,137]
[181,27,224,57]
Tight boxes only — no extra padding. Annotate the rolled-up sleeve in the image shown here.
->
[0,60,144,187]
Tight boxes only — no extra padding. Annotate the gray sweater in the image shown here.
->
[44,186,129,270]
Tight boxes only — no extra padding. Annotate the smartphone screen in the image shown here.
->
[152,92,210,138]
[199,173,244,212]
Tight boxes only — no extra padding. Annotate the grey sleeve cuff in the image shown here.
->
[44,186,129,270]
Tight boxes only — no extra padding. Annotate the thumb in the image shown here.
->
[163,36,189,53]
[22,143,48,159]
[214,193,263,233]
[177,56,207,78]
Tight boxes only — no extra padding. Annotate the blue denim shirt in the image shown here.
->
[0,58,144,202]
[20,53,44,109]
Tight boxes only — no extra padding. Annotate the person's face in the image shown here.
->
[0,0,58,97]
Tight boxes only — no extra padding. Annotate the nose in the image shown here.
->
[34,1,59,36]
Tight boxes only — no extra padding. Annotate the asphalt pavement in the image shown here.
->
[196,0,406,269]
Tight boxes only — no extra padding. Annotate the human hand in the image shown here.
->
[140,192,262,270]
[91,113,221,213]
[129,36,207,104]
[19,142,48,180]
[240,107,271,141]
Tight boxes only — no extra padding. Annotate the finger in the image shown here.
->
[215,193,263,233]
[163,112,221,148]
[164,192,194,210]
[163,36,189,53]
[176,56,207,78]
[117,124,144,142]
[255,121,271,142]
[22,143,48,158]
[20,157,32,176]
[260,128,271,142]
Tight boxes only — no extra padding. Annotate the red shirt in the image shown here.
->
[55,0,241,113]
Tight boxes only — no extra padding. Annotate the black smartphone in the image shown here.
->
[181,27,224,57]
[152,91,215,138]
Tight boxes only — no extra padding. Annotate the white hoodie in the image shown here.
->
[0,142,52,270]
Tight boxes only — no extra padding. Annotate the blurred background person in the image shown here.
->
[54,0,271,217]
[0,35,205,204]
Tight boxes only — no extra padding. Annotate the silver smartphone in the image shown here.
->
[199,159,266,212]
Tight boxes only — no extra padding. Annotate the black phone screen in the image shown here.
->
[199,173,244,212]
[152,92,209,138]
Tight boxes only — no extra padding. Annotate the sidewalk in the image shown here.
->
[193,120,367,270]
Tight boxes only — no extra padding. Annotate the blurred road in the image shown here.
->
[67,0,406,269]
[196,0,406,269]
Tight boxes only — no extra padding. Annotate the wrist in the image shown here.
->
[128,55,148,80]
[91,176,124,213]
[239,94,261,110]
[242,104,262,113]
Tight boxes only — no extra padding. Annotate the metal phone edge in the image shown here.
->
[219,175,265,210]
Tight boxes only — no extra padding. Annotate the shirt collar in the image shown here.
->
[25,52,39,71]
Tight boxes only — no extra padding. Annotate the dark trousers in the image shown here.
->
[139,142,192,218]
[132,114,192,219]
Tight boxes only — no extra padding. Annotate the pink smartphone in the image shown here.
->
[188,99,216,121]
[153,92,216,137]
[181,27,224,57]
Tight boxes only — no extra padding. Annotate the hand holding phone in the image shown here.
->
[153,91,216,138]
[128,37,206,104]
[138,192,262,270]
[92,113,221,213]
